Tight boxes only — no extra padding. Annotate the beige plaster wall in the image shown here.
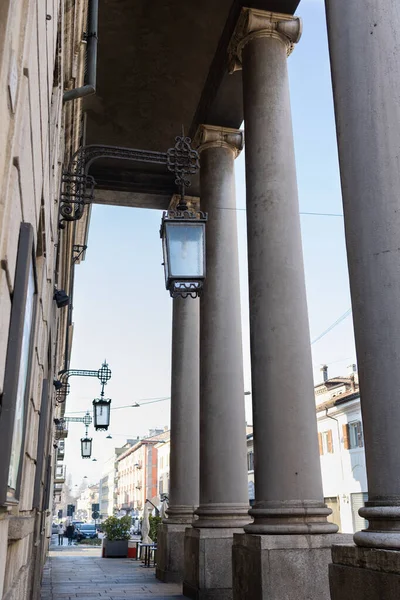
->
[0,0,88,598]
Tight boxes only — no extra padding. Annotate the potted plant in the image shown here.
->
[102,515,131,558]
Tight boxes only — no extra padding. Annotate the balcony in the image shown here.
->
[54,418,68,439]
[57,440,65,461]
[54,482,63,494]
[55,465,66,483]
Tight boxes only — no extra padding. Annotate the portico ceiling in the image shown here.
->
[85,0,300,206]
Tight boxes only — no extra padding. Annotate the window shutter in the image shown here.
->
[343,424,350,450]
[318,432,323,455]
[357,421,364,447]
[327,430,333,453]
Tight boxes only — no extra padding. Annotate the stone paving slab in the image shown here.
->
[41,541,185,600]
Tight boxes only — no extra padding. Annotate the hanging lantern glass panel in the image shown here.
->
[92,398,111,431]
[161,211,207,298]
[81,437,92,459]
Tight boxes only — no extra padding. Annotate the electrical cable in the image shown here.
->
[65,396,171,415]
[213,206,343,217]
[311,308,352,345]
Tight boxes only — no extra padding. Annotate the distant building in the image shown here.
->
[156,435,171,498]
[100,440,138,517]
[247,433,255,505]
[316,364,367,533]
[76,484,100,522]
[116,429,169,513]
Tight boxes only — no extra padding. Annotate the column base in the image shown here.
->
[246,500,338,534]
[183,526,243,599]
[156,522,188,583]
[329,543,400,600]
[232,532,351,600]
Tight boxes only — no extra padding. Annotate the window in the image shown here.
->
[343,421,363,449]
[247,451,254,471]
[0,223,37,505]
[318,430,333,455]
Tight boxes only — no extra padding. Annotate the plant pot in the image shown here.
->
[103,538,129,558]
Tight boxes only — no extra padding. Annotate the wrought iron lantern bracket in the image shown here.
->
[55,361,111,404]
[58,144,168,228]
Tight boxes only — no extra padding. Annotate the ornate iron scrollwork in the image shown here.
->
[167,134,200,208]
[58,145,169,228]
[54,361,112,404]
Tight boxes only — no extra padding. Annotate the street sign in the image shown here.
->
[92,503,100,512]
[92,511,100,520]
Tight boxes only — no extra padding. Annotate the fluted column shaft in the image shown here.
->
[167,297,199,523]
[229,8,336,534]
[325,0,400,548]
[193,125,249,528]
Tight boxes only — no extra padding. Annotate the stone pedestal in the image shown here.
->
[183,527,243,600]
[329,545,400,600]
[233,533,352,600]
[156,522,188,583]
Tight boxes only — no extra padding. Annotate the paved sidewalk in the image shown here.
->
[40,539,184,600]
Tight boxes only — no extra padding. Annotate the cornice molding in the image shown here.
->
[193,124,244,158]
[228,8,302,73]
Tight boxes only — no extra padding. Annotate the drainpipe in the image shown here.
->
[63,0,98,102]
[325,407,346,497]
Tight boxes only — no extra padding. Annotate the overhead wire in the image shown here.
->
[214,206,343,217]
[65,395,171,415]
[311,308,352,345]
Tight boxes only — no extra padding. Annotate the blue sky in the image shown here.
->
[64,0,356,488]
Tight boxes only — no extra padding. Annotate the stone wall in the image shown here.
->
[0,0,88,599]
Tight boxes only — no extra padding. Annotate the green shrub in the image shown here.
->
[102,515,131,541]
[149,515,162,543]
[77,538,102,546]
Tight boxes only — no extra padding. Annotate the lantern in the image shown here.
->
[81,437,92,459]
[92,398,111,431]
[160,209,207,298]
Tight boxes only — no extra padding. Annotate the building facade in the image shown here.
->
[316,365,367,534]
[0,0,88,598]
[99,442,136,518]
[156,435,170,499]
[116,430,168,513]
[76,484,99,522]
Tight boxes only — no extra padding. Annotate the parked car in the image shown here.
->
[51,523,59,535]
[75,524,98,541]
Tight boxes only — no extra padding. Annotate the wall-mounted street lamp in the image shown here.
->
[81,437,92,459]
[160,133,207,299]
[93,398,111,431]
[53,360,111,404]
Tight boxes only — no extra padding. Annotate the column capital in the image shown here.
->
[193,124,244,158]
[228,8,302,73]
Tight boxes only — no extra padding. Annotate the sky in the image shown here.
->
[63,0,356,491]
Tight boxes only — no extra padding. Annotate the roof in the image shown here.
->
[117,430,170,462]
[316,391,360,413]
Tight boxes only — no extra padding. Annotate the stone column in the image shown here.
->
[156,297,199,583]
[325,2,400,598]
[228,10,343,600]
[183,125,250,600]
